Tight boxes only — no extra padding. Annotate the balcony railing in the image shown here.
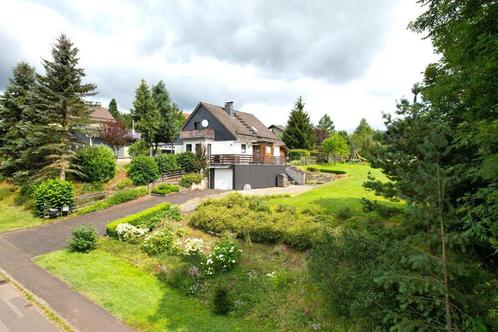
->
[180,129,215,139]
[209,154,285,165]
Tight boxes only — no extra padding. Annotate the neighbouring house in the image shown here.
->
[268,124,286,138]
[78,105,136,159]
[173,101,292,190]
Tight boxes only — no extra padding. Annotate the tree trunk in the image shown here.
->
[437,163,452,331]
[60,167,65,181]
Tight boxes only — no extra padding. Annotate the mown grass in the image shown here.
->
[271,163,400,215]
[0,182,44,233]
[36,248,267,332]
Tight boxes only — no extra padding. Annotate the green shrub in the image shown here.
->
[114,178,133,190]
[337,207,353,220]
[128,156,160,185]
[212,286,231,315]
[128,140,150,158]
[306,166,346,174]
[152,183,180,195]
[106,202,173,237]
[247,196,271,213]
[68,225,97,253]
[74,145,116,183]
[180,173,202,188]
[156,154,179,174]
[203,238,242,275]
[141,228,176,255]
[288,149,310,161]
[189,193,326,250]
[177,152,200,173]
[32,179,73,216]
[106,187,148,205]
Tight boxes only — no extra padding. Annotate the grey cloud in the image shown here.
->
[0,32,23,88]
[138,0,396,82]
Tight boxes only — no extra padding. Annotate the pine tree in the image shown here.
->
[317,114,335,135]
[28,34,97,180]
[131,80,160,151]
[108,98,119,120]
[282,97,315,150]
[0,62,37,177]
[351,118,374,160]
[151,81,180,155]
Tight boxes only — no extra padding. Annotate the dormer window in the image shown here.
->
[250,126,258,132]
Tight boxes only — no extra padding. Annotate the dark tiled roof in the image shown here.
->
[90,105,115,122]
[269,124,286,132]
[199,102,284,145]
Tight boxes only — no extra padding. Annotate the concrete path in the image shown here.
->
[0,189,223,332]
[0,281,59,332]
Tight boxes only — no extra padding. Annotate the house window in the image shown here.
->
[186,144,192,152]
[195,143,202,155]
[241,144,247,153]
[194,121,201,130]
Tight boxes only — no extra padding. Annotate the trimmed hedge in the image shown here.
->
[128,156,160,185]
[176,152,200,173]
[75,187,147,215]
[180,173,203,188]
[152,183,180,195]
[288,149,310,161]
[32,179,74,216]
[106,202,180,237]
[307,166,346,174]
[73,145,116,183]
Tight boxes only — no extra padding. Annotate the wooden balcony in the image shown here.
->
[209,154,286,165]
[180,129,215,139]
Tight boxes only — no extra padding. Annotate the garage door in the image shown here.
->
[214,168,233,190]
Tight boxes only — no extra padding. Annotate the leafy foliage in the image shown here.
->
[155,153,179,174]
[322,134,350,161]
[128,140,150,158]
[73,145,116,183]
[180,173,202,188]
[282,97,315,150]
[287,149,310,161]
[141,228,176,255]
[128,156,159,185]
[151,183,180,195]
[68,225,97,253]
[32,178,73,216]
[99,120,131,155]
[176,152,200,173]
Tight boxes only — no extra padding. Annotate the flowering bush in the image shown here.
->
[141,229,176,255]
[116,223,148,243]
[203,238,242,275]
[184,237,205,256]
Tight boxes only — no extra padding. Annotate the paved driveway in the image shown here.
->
[0,190,223,332]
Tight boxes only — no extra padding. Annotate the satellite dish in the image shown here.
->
[201,119,209,128]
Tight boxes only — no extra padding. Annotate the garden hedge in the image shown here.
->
[73,145,116,183]
[32,179,74,216]
[155,154,180,174]
[306,166,346,174]
[128,156,160,185]
[106,202,179,237]
[151,183,180,195]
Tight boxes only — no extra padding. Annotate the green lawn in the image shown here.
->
[272,163,398,214]
[35,249,266,332]
[0,183,44,233]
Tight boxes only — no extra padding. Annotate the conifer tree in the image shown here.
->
[0,62,37,177]
[317,114,335,135]
[108,98,119,120]
[28,34,97,180]
[151,81,181,155]
[131,80,159,151]
[282,97,315,150]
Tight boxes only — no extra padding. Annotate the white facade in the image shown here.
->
[174,139,255,155]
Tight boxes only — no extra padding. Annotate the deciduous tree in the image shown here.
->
[100,120,131,157]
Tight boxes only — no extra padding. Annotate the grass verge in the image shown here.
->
[35,249,266,332]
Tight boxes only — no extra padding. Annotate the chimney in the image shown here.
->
[225,101,234,117]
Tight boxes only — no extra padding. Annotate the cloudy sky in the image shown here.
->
[0,0,437,131]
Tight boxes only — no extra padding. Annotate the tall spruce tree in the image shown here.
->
[282,97,315,150]
[28,34,97,180]
[131,80,159,151]
[0,62,37,177]
[317,114,335,135]
[108,98,119,120]
[151,81,181,155]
